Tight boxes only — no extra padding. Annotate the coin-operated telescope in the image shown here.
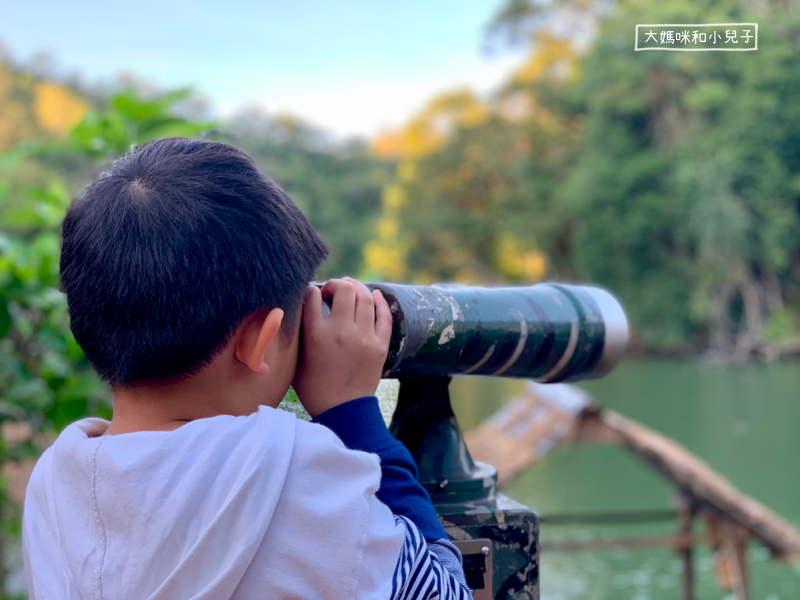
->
[323,282,628,599]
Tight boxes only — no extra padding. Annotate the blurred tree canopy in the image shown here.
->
[0,62,88,149]
[367,0,800,358]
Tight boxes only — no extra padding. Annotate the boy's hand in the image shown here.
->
[293,277,392,418]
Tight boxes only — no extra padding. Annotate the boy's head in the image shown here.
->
[60,137,328,395]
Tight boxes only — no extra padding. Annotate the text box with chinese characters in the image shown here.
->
[635,24,758,51]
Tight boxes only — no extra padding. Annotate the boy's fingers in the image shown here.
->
[351,280,376,331]
[302,286,325,329]
[320,279,356,321]
[373,289,393,347]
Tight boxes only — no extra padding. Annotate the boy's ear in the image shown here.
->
[234,308,285,375]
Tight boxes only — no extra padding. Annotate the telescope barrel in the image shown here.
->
[321,282,628,382]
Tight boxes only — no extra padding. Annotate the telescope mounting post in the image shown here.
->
[390,377,540,599]
[389,377,497,502]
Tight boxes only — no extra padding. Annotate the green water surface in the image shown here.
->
[449,359,800,600]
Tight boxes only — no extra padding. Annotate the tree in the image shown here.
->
[547,0,800,354]
[364,0,800,357]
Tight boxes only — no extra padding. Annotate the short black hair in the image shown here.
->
[60,137,328,388]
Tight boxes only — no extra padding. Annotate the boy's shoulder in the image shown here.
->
[23,406,382,513]
[193,404,381,472]
[24,418,107,503]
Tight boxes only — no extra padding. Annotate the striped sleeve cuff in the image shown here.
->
[390,515,472,600]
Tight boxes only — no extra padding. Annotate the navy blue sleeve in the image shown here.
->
[311,396,447,543]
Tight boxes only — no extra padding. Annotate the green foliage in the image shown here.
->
[762,308,796,343]
[375,0,800,356]
[0,88,214,432]
[283,387,300,404]
[0,88,217,596]
[70,88,212,160]
[0,231,108,430]
[554,0,800,352]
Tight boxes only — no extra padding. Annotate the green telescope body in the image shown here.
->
[322,282,628,382]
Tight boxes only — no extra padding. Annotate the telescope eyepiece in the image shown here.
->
[580,286,629,379]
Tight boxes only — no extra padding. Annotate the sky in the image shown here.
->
[2,0,523,137]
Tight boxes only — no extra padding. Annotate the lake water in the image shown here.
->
[449,359,800,600]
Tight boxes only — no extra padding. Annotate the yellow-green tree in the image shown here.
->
[364,35,579,285]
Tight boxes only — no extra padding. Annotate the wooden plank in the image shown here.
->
[710,519,751,600]
[466,381,800,560]
[729,536,749,600]
[465,383,606,486]
[593,409,800,559]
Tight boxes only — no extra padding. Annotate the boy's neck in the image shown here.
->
[106,388,221,435]
[104,349,282,435]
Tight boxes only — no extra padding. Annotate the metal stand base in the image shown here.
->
[391,377,540,599]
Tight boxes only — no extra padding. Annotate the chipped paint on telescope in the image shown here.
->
[364,282,628,382]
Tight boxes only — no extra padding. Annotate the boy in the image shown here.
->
[22,138,472,599]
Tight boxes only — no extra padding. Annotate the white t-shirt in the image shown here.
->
[22,405,406,599]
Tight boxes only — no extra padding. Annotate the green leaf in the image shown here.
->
[0,298,9,339]
[46,397,89,430]
[283,387,300,404]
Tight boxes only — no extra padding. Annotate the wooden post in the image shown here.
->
[710,514,751,600]
[726,524,750,600]
[678,507,695,600]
